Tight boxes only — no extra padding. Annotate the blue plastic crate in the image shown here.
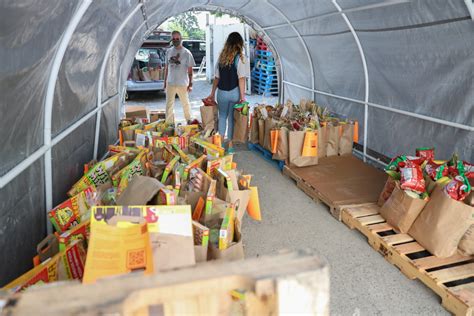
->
[256,49,273,57]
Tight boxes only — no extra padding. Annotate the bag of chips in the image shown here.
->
[416,147,434,160]
[400,162,425,194]
[444,175,471,201]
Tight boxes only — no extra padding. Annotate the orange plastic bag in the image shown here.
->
[270,129,279,154]
[302,131,318,157]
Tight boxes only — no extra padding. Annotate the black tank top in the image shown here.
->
[217,55,239,91]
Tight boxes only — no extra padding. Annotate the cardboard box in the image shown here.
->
[3,240,86,293]
[126,106,147,119]
[193,221,209,263]
[58,219,90,252]
[90,205,196,272]
[209,219,244,261]
[83,215,154,284]
[48,186,96,232]
[149,110,166,123]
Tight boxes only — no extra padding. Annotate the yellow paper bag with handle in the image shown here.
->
[247,186,262,221]
[302,131,318,157]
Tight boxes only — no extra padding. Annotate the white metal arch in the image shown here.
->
[265,0,315,101]
[331,0,370,162]
[93,3,144,160]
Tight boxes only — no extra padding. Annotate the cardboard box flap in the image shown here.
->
[116,176,164,206]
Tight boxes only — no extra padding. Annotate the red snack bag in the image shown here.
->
[202,98,217,107]
[424,160,448,181]
[448,161,474,179]
[416,147,435,160]
[463,161,473,179]
[400,162,425,194]
[444,175,471,201]
[406,155,426,166]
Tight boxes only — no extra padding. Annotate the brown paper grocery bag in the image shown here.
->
[272,127,289,161]
[258,119,265,147]
[263,118,275,151]
[250,115,259,144]
[326,123,340,157]
[377,176,397,207]
[232,110,249,143]
[288,131,318,167]
[458,224,474,256]
[379,182,428,233]
[339,123,354,155]
[318,124,328,158]
[208,219,244,261]
[200,105,217,132]
[409,186,474,258]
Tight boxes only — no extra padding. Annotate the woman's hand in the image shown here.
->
[239,95,246,104]
[205,94,215,101]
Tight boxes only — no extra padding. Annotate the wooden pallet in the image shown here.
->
[248,143,285,170]
[281,156,386,221]
[341,203,474,315]
[282,165,374,220]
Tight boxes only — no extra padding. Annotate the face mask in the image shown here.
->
[172,39,181,47]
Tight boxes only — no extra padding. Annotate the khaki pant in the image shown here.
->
[165,85,191,123]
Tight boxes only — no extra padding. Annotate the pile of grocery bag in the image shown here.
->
[249,99,359,167]
[378,147,473,257]
[3,113,261,292]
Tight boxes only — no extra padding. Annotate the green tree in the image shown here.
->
[167,12,204,40]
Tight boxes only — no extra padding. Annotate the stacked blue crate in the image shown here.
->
[251,48,278,96]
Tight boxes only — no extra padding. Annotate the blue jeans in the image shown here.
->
[216,87,240,140]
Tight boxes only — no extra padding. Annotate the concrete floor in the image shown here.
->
[126,78,448,315]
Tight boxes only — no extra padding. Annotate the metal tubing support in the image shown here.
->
[42,0,93,233]
[93,3,144,160]
[265,0,315,101]
[282,80,474,132]
[332,0,370,162]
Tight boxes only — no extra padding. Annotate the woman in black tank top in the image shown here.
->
[206,32,247,150]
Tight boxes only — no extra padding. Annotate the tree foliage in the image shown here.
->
[167,12,205,40]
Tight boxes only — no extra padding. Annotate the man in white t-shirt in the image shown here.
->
[164,31,195,123]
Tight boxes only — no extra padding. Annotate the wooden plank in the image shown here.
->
[368,223,393,233]
[358,215,385,226]
[344,205,379,218]
[413,254,473,271]
[393,242,425,255]
[1,251,329,316]
[429,262,474,284]
[382,234,414,246]
[450,283,474,306]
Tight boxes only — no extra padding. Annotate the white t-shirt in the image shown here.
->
[214,55,251,79]
[166,46,195,86]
